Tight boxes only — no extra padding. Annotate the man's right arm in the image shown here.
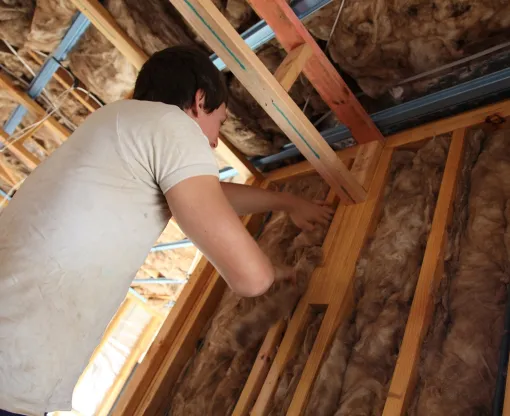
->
[165,175,275,297]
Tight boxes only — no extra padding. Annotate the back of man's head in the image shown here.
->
[133,46,228,113]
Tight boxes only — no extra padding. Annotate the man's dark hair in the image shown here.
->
[133,46,228,113]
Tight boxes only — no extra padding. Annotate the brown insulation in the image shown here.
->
[304,137,450,416]
[0,0,34,47]
[410,130,510,416]
[267,310,324,415]
[167,175,330,415]
[326,0,510,97]
[25,0,75,52]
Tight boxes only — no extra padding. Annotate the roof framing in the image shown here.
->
[69,0,374,202]
[247,0,384,144]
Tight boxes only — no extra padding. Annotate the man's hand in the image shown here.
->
[287,196,334,231]
[219,182,334,231]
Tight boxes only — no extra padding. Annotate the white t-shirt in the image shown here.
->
[0,100,219,415]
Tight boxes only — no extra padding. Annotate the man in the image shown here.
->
[0,46,332,415]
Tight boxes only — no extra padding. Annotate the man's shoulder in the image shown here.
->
[107,100,184,118]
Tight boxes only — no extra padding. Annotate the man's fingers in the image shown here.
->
[323,210,333,220]
[316,215,330,226]
[302,220,315,232]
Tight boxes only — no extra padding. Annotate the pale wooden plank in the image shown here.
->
[382,129,466,415]
[112,256,215,416]
[0,71,71,142]
[267,146,358,183]
[273,43,312,92]
[97,317,161,416]
[218,134,264,182]
[233,319,288,416]
[136,269,226,415]
[126,290,165,323]
[69,0,148,70]
[169,0,366,203]
[386,99,510,147]
[350,141,383,192]
[0,130,40,170]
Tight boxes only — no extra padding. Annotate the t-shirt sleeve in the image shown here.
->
[153,112,219,194]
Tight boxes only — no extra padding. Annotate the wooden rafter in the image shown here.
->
[169,0,365,202]
[247,0,384,145]
[0,130,40,170]
[0,154,17,186]
[97,317,161,416]
[0,71,71,142]
[113,180,269,416]
[273,43,313,92]
[387,98,510,147]
[218,135,264,182]
[71,0,147,70]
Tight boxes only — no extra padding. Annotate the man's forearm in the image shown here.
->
[220,182,296,216]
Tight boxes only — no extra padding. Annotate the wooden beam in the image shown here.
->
[126,290,165,323]
[274,43,312,92]
[0,154,17,186]
[247,0,384,145]
[0,71,71,142]
[28,50,102,113]
[112,256,215,416]
[218,134,264,182]
[350,141,383,192]
[140,270,226,415]
[382,129,466,415]
[70,0,148,70]
[233,320,287,416]
[97,317,161,416]
[169,0,366,203]
[267,146,358,182]
[0,130,40,170]
[386,98,510,147]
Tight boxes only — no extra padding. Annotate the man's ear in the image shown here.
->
[192,90,206,116]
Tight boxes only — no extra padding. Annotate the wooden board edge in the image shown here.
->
[386,99,510,148]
